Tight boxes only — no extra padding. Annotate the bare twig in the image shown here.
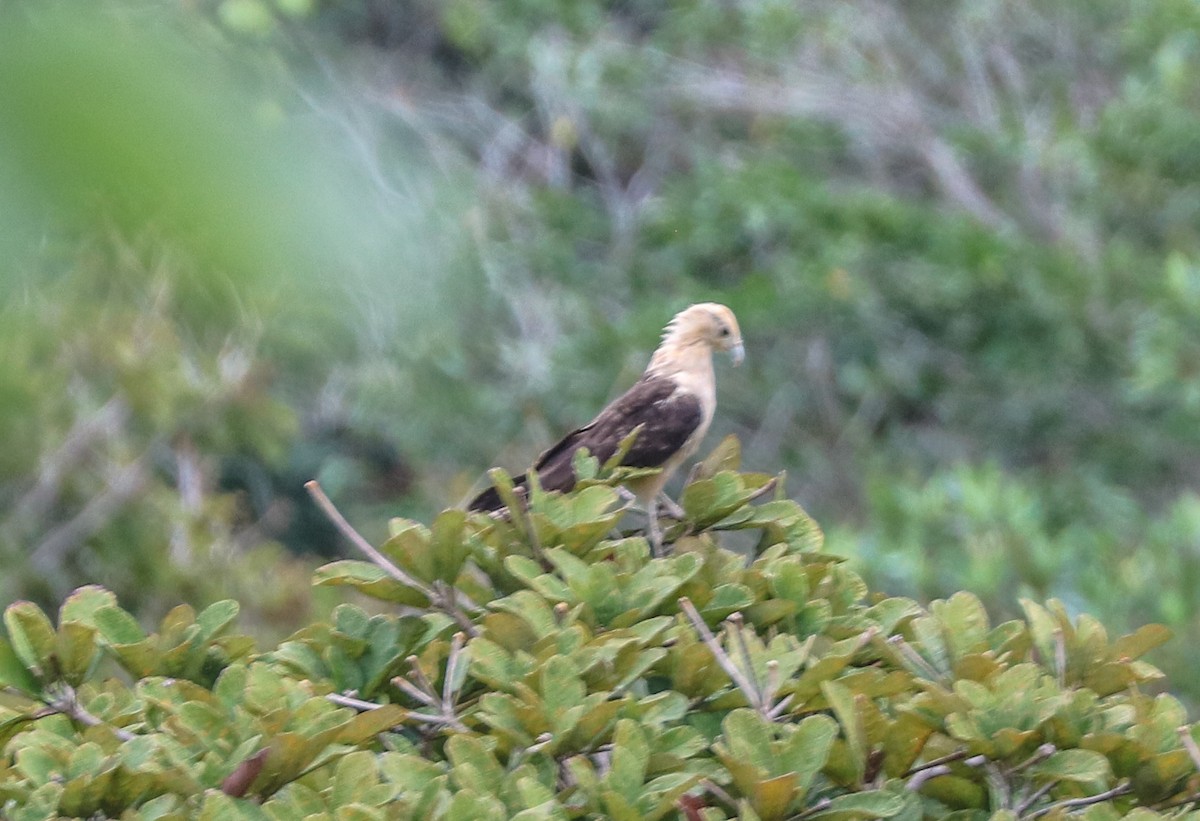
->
[1027,781,1131,819]
[701,779,738,812]
[745,474,780,504]
[1178,726,1200,772]
[391,649,470,732]
[1153,791,1200,813]
[1010,743,1056,774]
[508,478,547,565]
[1053,628,1067,688]
[326,691,464,728]
[795,797,833,819]
[43,684,134,742]
[327,692,382,711]
[679,598,762,710]
[1015,779,1059,815]
[442,632,467,713]
[906,764,951,791]
[903,749,972,777]
[305,480,479,636]
[406,655,438,699]
[305,480,433,595]
[887,635,944,682]
[391,676,437,707]
[727,613,762,701]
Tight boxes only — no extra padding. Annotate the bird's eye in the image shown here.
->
[719,326,730,337]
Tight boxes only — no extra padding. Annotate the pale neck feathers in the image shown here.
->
[645,305,725,380]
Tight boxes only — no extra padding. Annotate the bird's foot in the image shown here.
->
[647,515,663,558]
[657,492,686,521]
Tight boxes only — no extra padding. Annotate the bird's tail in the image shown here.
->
[467,474,528,512]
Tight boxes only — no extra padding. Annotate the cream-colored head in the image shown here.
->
[651,302,744,368]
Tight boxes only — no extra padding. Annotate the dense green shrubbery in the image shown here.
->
[8,0,1200,711]
[2,444,1196,819]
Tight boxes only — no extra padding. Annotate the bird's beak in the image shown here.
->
[729,341,745,366]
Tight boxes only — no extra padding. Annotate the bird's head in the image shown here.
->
[661,303,745,366]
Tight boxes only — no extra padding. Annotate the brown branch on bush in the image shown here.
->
[305,480,478,636]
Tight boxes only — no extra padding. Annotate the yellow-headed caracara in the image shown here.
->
[469,303,744,552]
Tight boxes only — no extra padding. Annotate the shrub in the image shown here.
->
[0,439,1194,820]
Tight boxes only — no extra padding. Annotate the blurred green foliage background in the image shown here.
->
[4,0,1200,701]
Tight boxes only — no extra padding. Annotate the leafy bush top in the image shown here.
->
[0,439,1193,820]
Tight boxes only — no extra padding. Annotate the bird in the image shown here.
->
[469,303,744,553]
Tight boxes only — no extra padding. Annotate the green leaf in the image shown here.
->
[55,620,99,685]
[779,714,838,794]
[0,637,40,693]
[602,425,645,472]
[807,790,907,820]
[4,601,56,677]
[822,680,867,785]
[58,586,118,626]
[541,654,585,735]
[447,735,506,795]
[1112,624,1172,662]
[607,720,649,800]
[337,704,406,744]
[430,509,471,583]
[93,604,146,645]
[750,772,799,821]
[196,600,240,641]
[312,560,429,606]
[721,709,777,778]
[1032,749,1112,785]
[693,435,742,481]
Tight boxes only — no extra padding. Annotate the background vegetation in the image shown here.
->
[4,0,1200,707]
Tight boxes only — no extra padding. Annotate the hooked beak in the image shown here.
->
[728,341,745,366]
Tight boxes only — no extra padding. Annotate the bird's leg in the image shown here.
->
[646,495,663,557]
[657,492,686,521]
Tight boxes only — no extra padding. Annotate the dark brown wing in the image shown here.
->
[468,375,702,512]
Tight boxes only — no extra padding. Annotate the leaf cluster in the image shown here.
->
[1,439,1196,820]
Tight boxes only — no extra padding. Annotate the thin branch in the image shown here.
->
[391,676,437,707]
[726,613,762,703]
[903,749,972,777]
[887,635,944,682]
[509,478,547,565]
[1053,628,1067,688]
[701,780,739,812]
[406,655,438,700]
[906,764,951,791]
[745,474,780,504]
[327,692,384,711]
[305,480,433,595]
[1178,726,1200,772]
[1015,779,1059,816]
[763,659,781,707]
[1027,781,1131,820]
[442,632,466,710]
[44,686,134,742]
[1152,790,1200,813]
[1010,743,1056,774]
[678,598,762,710]
[305,480,479,636]
[794,797,833,819]
[764,693,795,720]
[326,692,464,729]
